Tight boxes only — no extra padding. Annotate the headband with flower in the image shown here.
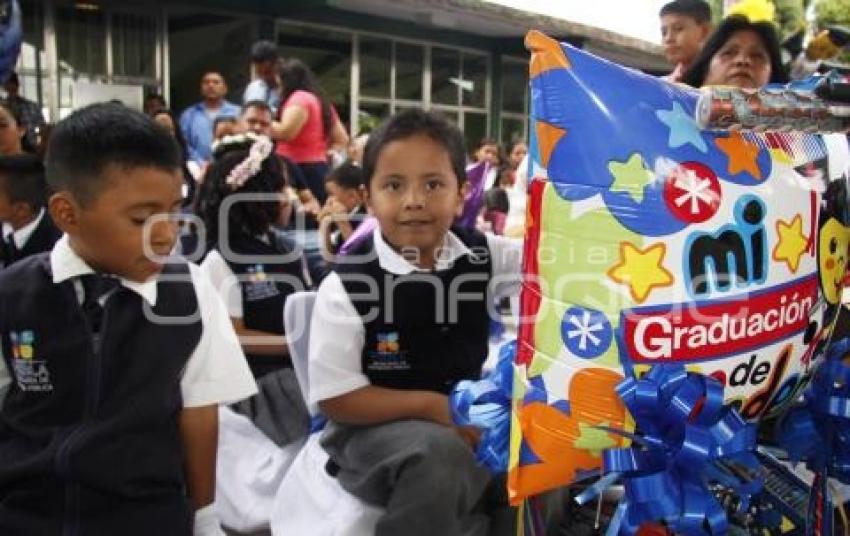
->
[726,0,775,24]
[216,133,274,190]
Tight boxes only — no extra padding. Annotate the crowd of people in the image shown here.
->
[0,0,844,534]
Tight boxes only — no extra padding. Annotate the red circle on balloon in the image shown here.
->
[663,162,721,224]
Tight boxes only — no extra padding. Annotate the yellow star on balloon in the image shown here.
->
[773,215,808,273]
[608,153,654,202]
[607,242,675,303]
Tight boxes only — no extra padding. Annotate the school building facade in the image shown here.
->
[15,0,667,151]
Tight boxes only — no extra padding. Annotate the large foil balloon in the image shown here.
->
[507,30,850,503]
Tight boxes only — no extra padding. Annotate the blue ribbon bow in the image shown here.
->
[449,341,515,474]
[580,364,761,536]
[778,338,850,536]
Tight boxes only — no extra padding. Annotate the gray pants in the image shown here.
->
[321,419,516,536]
[231,368,310,447]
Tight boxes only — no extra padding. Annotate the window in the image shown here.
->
[15,0,46,115]
[56,4,107,77]
[111,13,157,80]
[430,46,459,106]
[360,36,391,99]
[355,37,425,134]
[430,48,490,156]
[278,23,352,130]
[395,42,422,102]
[500,57,528,145]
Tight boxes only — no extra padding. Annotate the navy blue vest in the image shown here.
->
[336,228,492,394]
[0,254,202,535]
[0,212,62,269]
[221,232,306,378]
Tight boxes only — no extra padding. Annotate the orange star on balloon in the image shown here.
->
[716,132,762,179]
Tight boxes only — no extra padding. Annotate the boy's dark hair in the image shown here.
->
[242,100,272,115]
[196,138,285,242]
[45,102,182,206]
[362,109,467,188]
[682,15,789,88]
[250,40,279,64]
[326,162,363,191]
[0,154,47,210]
[659,0,711,23]
[213,115,237,130]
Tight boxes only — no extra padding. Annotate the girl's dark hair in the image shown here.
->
[279,58,334,141]
[682,15,789,88]
[195,138,285,243]
[362,109,466,188]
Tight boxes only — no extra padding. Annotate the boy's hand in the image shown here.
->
[422,391,453,427]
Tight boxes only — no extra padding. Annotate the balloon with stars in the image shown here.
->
[508,30,850,503]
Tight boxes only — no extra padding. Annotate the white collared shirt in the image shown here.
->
[307,228,522,404]
[2,208,45,250]
[0,235,258,407]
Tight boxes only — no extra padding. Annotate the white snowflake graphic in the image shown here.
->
[672,168,718,214]
[566,310,605,351]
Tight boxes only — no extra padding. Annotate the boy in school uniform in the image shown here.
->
[0,103,257,535]
[0,154,61,268]
[309,109,522,536]
[659,0,712,82]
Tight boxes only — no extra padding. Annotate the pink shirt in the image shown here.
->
[275,90,337,164]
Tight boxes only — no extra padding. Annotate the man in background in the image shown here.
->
[179,71,240,165]
[243,40,281,115]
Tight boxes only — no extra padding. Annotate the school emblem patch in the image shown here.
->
[9,330,52,392]
[367,332,410,372]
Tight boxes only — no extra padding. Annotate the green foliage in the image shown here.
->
[706,0,806,39]
[815,0,850,25]
[775,0,806,37]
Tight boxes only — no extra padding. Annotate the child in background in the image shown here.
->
[659,0,712,83]
[482,166,513,236]
[309,109,522,536]
[317,162,367,256]
[473,137,502,191]
[0,103,256,535]
[197,133,310,443]
[0,154,61,268]
[505,139,527,171]
[212,115,238,143]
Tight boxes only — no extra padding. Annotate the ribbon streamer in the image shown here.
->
[579,364,760,536]
[778,337,850,536]
[450,340,515,474]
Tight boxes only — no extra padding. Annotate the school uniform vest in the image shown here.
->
[0,254,202,536]
[336,227,492,394]
[0,212,62,268]
[221,232,306,378]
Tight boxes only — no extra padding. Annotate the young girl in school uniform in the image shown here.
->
[196,133,312,530]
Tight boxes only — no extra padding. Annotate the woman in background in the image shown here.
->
[272,58,349,206]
